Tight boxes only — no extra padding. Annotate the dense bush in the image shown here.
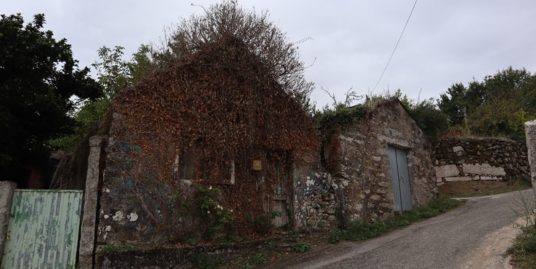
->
[438,67,536,141]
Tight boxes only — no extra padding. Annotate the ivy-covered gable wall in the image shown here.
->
[95,38,318,247]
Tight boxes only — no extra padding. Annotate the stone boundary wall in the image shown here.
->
[433,137,529,184]
[0,181,16,264]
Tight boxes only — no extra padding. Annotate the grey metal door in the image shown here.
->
[388,146,412,211]
[1,189,83,269]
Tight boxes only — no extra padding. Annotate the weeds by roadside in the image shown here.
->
[328,198,463,243]
[192,198,463,268]
[509,225,536,269]
[509,190,536,268]
[291,242,310,253]
[236,253,267,269]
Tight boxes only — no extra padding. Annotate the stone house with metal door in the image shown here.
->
[320,100,438,223]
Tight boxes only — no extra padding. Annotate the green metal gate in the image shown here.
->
[1,190,83,269]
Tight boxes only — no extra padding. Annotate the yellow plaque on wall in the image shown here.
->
[252,159,262,171]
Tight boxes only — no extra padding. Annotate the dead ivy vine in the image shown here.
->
[109,17,318,236]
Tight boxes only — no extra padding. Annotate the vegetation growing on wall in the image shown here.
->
[317,67,536,144]
[114,0,318,175]
[118,36,317,178]
[194,185,234,240]
[315,104,368,132]
[314,90,448,144]
[105,1,317,240]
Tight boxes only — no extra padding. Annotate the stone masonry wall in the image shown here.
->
[433,137,529,185]
[292,164,340,230]
[97,112,202,247]
[98,112,326,246]
[324,101,437,223]
[96,101,438,246]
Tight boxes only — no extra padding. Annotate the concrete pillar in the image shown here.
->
[78,136,106,269]
[525,120,536,195]
[0,181,16,264]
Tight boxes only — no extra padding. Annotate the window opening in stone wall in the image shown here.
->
[173,148,235,184]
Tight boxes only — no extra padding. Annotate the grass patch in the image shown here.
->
[235,253,267,269]
[329,198,463,243]
[508,190,536,269]
[291,242,310,253]
[439,178,532,199]
[509,225,536,268]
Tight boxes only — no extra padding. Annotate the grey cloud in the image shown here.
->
[3,0,536,107]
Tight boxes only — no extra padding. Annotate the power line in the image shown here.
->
[373,0,418,92]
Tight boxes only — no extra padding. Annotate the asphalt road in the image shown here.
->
[275,190,534,269]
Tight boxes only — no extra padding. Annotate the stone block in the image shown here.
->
[434,164,459,178]
[445,176,472,182]
[480,176,501,181]
[462,163,506,176]
[370,194,381,201]
[452,146,465,156]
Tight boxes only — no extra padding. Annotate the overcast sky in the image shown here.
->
[4,0,536,107]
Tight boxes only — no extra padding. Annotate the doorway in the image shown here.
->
[267,151,291,227]
[388,146,412,211]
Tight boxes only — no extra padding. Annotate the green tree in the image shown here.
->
[92,46,130,99]
[0,14,102,183]
[51,44,156,150]
[438,67,536,141]
[128,44,154,85]
[407,99,449,143]
[438,83,467,126]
